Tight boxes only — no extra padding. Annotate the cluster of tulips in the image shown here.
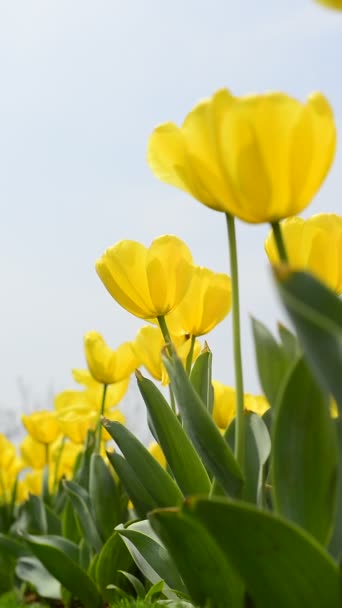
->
[1,3,342,602]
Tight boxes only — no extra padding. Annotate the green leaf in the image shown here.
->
[145,579,165,601]
[117,520,186,595]
[186,497,341,608]
[162,348,243,497]
[103,419,183,507]
[275,270,342,412]
[272,357,337,545]
[277,322,301,359]
[0,533,30,558]
[226,412,271,505]
[89,453,122,541]
[95,531,134,602]
[12,494,47,535]
[45,504,62,535]
[137,373,211,496]
[16,556,61,600]
[63,481,103,553]
[328,418,342,561]
[252,317,294,407]
[75,430,96,489]
[106,452,156,518]
[61,498,81,543]
[117,570,146,598]
[149,509,244,608]
[22,533,102,608]
[189,348,214,413]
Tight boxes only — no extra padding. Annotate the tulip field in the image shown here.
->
[1,2,342,607]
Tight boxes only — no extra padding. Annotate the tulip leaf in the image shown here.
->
[63,481,103,553]
[149,509,244,608]
[61,498,81,543]
[117,570,146,598]
[45,504,62,535]
[277,322,301,359]
[184,497,341,608]
[103,419,183,507]
[22,533,102,608]
[75,430,96,489]
[272,356,337,545]
[190,349,214,413]
[117,520,186,595]
[106,452,156,518]
[275,269,342,413]
[226,412,271,505]
[329,418,342,561]
[89,453,122,541]
[12,494,48,536]
[162,348,243,496]
[0,533,31,558]
[252,317,295,407]
[95,530,134,601]
[137,373,211,496]
[16,556,61,599]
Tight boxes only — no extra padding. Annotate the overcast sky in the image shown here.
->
[1,0,341,440]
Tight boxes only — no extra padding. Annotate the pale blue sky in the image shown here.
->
[1,0,341,438]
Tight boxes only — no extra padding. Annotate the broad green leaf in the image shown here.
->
[252,317,294,407]
[162,348,243,496]
[186,497,341,608]
[145,579,165,601]
[79,538,93,571]
[117,570,146,598]
[117,520,186,595]
[75,430,96,489]
[137,373,211,496]
[0,533,30,558]
[95,531,134,602]
[89,453,122,541]
[23,533,102,608]
[45,504,62,535]
[0,548,15,594]
[272,357,337,545]
[103,419,183,507]
[275,270,342,412]
[277,322,301,359]
[189,348,214,413]
[329,418,342,561]
[64,481,103,553]
[106,452,156,518]
[16,556,61,599]
[149,509,244,608]
[61,498,81,543]
[226,412,271,505]
[12,494,47,535]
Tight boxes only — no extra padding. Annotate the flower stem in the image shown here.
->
[271,221,288,263]
[186,335,196,374]
[225,213,245,472]
[53,436,66,493]
[95,383,108,453]
[157,315,172,344]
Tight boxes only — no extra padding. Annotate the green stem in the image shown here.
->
[225,213,245,472]
[185,335,196,374]
[95,383,108,453]
[271,221,288,263]
[53,436,66,493]
[157,315,172,344]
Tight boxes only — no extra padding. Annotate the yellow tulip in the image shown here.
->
[315,0,342,8]
[265,214,342,294]
[148,442,166,468]
[57,406,98,444]
[96,235,193,319]
[166,266,231,336]
[212,380,269,430]
[84,331,138,385]
[148,89,336,224]
[133,325,201,385]
[50,439,83,480]
[19,470,43,498]
[0,434,16,468]
[101,409,126,441]
[20,435,47,469]
[21,410,60,444]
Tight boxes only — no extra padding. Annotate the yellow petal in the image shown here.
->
[22,411,61,444]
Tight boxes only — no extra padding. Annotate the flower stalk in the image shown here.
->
[225,213,245,472]
[271,221,289,263]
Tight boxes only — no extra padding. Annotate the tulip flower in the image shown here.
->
[56,406,98,444]
[148,89,336,225]
[72,369,130,408]
[133,325,201,385]
[20,435,48,469]
[212,380,269,430]
[315,0,342,8]
[166,266,232,337]
[0,434,16,469]
[84,331,138,385]
[265,214,342,294]
[96,235,193,320]
[22,410,60,445]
